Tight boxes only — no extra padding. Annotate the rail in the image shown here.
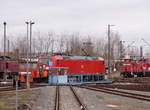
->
[70,86,88,110]
[54,86,60,110]
[78,85,150,102]
[0,84,48,92]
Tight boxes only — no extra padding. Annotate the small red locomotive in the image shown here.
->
[120,59,134,78]
[120,57,150,78]
[18,60,49,83]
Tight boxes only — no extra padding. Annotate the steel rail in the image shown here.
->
[54,86,60,110]
[0,85,48,92]
[70,86,88,110]
[78,86,150,102]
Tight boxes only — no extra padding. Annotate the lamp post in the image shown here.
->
[3,22,7,81]
[29,21,34,61]
[3,22,6,57]
[8,40,9,56]
[25,21,30,89]
[119,40,125,60]
[107,24,115,75]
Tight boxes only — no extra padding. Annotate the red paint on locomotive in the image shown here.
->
[46,56,106,74]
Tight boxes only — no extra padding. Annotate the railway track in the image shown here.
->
[0,84,48,92]
[78,85,150,102]
[113,77,150,84]
[54,86,88,110]
[54,86,60,110]
[94,84,150,92]
[70,86,88,110]
[0,87,25,92]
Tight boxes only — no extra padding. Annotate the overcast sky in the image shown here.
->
[0,0,150,45]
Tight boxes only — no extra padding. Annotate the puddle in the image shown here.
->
[106,104,119,108]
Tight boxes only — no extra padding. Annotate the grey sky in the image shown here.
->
[0,0,150,43]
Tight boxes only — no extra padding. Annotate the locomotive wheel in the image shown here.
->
[137,72,144,77]
[120,72,125,78]
[126,72,134,78]
[145,72,150,77]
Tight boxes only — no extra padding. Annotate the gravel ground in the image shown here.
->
[74,87,150,110]
[60,86,79,110]
[32,86,55,110]
[31,86,150,110]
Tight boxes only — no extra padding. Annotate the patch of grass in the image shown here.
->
[0,89,40,110]
[0,92,16,110]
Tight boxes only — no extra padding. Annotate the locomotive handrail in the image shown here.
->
[49,67,68,69]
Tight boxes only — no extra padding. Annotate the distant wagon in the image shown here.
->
[0,56,19,79]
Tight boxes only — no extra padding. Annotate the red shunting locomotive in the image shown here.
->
[121,58,150,78]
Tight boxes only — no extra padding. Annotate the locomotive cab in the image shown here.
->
[120,59,134,78]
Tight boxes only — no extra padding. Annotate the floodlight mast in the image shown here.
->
[107,24,115,75]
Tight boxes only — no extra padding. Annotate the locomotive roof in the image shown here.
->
[38,55,104,61]
[0,56,11,60]
[62,56,104,60]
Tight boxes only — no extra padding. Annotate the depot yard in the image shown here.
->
[0,82,150,110]
[1,72,150,110]
[1,0,150,109]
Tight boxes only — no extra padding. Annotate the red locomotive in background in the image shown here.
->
[120,58,150,78]
[0,56,49,83]
[120,59,135,77]
[18,61,49,83]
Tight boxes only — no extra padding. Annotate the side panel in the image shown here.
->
[58,75,67,83]
[56,59,105,74]
[7,61,19,72]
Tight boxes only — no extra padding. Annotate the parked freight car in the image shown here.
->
[0,56,19,80]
